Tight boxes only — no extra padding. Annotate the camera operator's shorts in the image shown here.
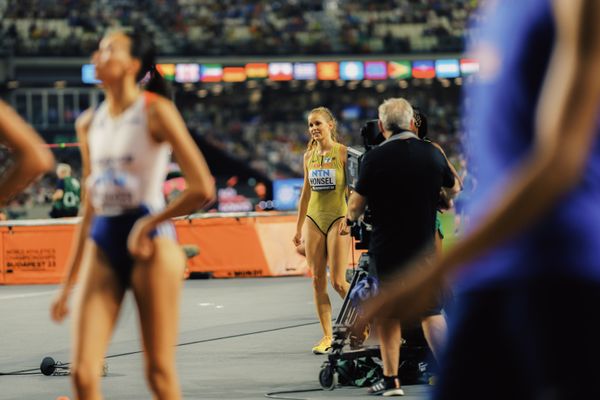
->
[369,255,444,318]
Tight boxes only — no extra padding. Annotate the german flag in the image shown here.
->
[245,63,269,79]
[223,67,247,82]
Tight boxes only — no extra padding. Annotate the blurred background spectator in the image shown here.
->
[48,162,80,218]
[0,0,475,219]
[0,0,476,56]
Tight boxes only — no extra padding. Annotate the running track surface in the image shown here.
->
[0,277,430,399]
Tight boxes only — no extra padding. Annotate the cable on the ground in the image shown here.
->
[264,387,324,400]
[0,320,320,376]
[0,370,40,376]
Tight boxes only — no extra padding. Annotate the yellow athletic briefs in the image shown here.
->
[306,143,348,235]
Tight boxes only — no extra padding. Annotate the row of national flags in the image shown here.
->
[82,59,480,84]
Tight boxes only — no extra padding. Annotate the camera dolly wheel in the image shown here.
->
[318,361,337,390]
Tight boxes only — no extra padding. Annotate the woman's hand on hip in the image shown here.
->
[128,216,156,261]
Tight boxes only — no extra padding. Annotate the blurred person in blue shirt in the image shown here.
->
[359,1,600,398]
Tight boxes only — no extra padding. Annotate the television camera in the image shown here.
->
[345,120,385,249]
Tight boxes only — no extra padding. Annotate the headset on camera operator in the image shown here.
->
[345,98,458,396]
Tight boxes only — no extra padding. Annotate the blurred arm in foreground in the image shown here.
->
[0,100,54,205]
[359,0,600,324]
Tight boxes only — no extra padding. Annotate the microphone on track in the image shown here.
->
[40,356,108,377]
[40,357,68,376]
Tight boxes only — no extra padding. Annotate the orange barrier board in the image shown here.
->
[0,224,76,285]
[0,213,362,285]
[174,216,298,278]
[0,214,363,285]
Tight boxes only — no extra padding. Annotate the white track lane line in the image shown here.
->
[0,290,57,300]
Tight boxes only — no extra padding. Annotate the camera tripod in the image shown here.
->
[317,252,433,390]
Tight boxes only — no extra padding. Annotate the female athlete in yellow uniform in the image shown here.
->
[294,107,351,354]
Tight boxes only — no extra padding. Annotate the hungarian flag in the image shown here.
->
[460,59,480,76]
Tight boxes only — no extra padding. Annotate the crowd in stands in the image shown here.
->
[180,81,462,179]
[0,145,79,219]
[0,0,477,56]
[336,0,476,53]
[1,81,462,218]
[0,0,470,218]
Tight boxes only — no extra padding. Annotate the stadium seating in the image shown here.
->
[0,0,476,56]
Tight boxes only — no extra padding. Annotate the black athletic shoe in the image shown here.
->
[367,376,404,396]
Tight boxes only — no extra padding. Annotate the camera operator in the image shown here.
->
[345,98,458,396]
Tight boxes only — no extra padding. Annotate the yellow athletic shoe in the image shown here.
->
[312,336,332,354]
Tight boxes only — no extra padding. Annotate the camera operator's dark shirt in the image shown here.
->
[355,135,454,272]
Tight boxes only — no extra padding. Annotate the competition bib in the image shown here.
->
[89,169,142,213]
[309,169,336,192]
